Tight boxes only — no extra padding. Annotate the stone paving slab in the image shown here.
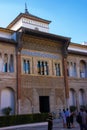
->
[0,118,80,130]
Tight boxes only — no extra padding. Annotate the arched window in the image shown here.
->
[1,88,15,115]
[69,89,76,106]
[9,54,14,72]
[68,62,77,77]
[4,54,8,72]
[73,63,77,77]
[0,53,14,73]
[79,89,85,106]
[69,62,73,76]
[0,53,3,72]
[80,60,86,78]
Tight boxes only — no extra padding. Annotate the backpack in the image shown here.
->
[76,112,82,124]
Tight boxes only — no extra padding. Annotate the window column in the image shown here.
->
[76,61,80,78]
[45,62,48,75]
[26,60,30,74]
[44,62,47,75]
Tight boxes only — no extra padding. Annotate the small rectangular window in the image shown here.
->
[23,59,30,74]
[9,54,14,72]
[55,63,61,76]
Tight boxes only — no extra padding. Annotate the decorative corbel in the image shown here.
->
[16,31,23,52]
[62,39,70,58]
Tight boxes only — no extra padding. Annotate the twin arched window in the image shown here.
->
[67,62,77,77]
[67,60,87,78]
[69,89,76,106]
[0,53,14,73]
[69,88,85,107]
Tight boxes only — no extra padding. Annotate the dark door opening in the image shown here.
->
[39,96,50,113]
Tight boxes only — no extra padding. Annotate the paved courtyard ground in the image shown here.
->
[0,118,80,130]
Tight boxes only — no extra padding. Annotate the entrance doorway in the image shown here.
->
[39,96,50,113]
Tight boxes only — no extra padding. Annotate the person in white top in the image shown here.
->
[61,109,66,128]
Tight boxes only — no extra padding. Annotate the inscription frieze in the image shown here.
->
[21,50,60,59]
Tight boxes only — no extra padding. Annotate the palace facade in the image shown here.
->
[0,8,87,115]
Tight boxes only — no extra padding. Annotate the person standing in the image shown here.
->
[81,109,87,130]
[61,109,66,128]
[85,110,87,129]
[47,113,53,130]
[76,109,82,130]
[65,108,71,129]
[70,110,75,128]
[77,108,87,130]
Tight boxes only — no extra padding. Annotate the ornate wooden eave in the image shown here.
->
[68,49,87,56]
[18,27,71,42]
[17,27,71,57]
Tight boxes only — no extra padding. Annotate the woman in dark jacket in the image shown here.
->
[70,111,75,128]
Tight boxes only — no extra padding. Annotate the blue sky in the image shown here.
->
[0,0,87,44]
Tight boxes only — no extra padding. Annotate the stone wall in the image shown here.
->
[19,35,66,114]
